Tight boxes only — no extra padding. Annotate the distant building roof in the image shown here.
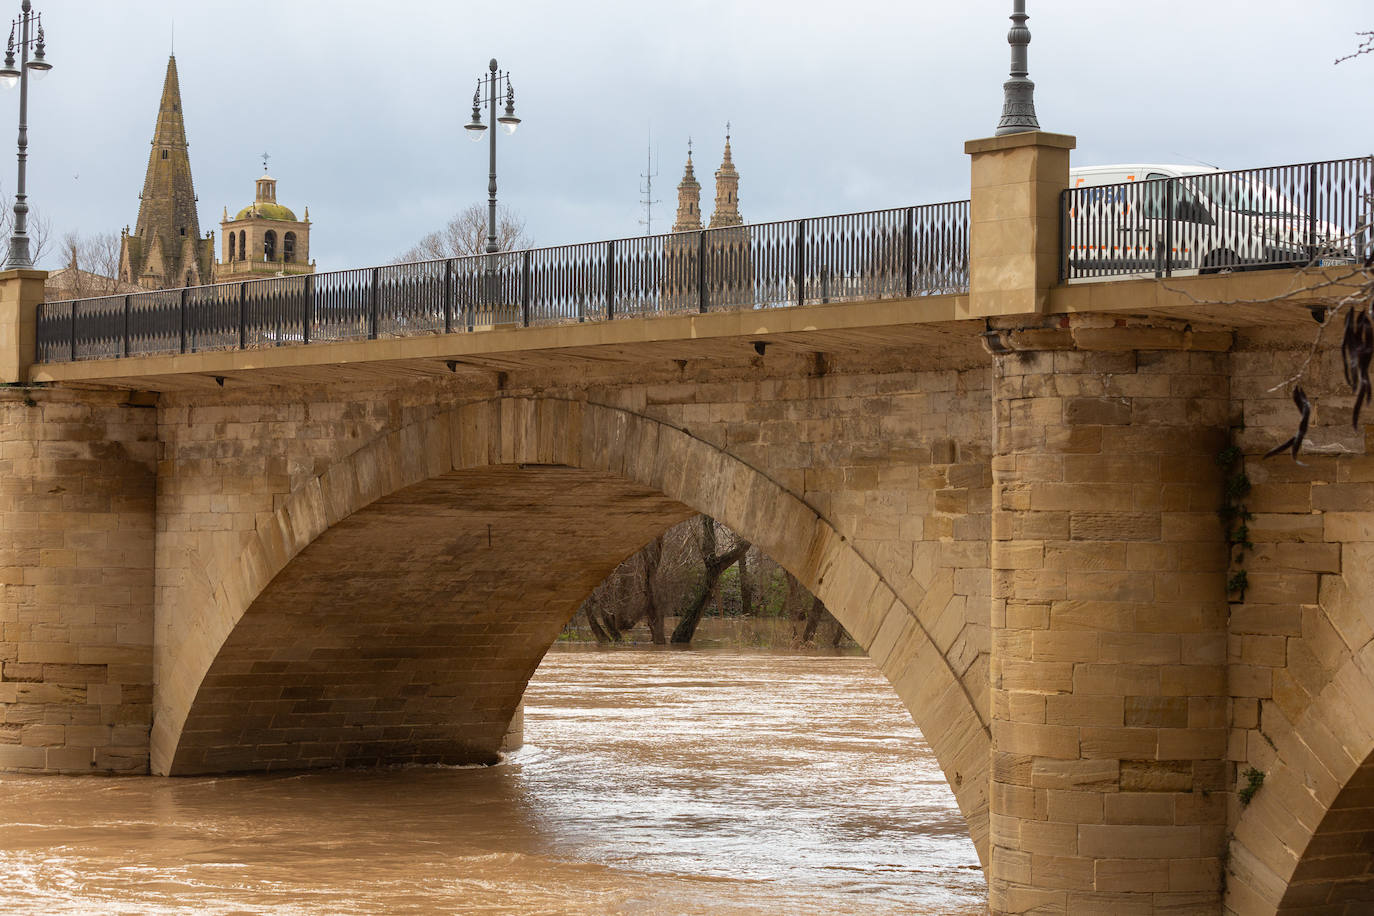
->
[45,266,142,302]
[234,201,299,222]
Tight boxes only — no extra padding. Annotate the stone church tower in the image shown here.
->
[671,145,702,233]
[118,56,215,290]
[216,167,314,281]
[706,132,750,308]
[662,144,703,310]
[662,134,749,310]
[708,131,742,229]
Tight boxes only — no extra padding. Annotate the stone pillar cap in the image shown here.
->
[964,131,1076,155]
[0,268,49,281]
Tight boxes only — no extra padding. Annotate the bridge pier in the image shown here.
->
[0,386,156,774]
[987,316,1233,914]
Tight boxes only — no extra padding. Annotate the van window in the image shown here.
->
[1198,175,1301,217]
[1138,177,1212,224]
[1139,181,1167,219]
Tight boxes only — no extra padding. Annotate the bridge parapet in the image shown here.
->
[1061,157,1374,282]
[30,201,970,367]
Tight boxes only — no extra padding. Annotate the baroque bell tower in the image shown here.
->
[671,142,702,233]
[217,158,314,282]
[708,128,742,229]
[707,129,749,307]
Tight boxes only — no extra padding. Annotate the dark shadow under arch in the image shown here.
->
[171,465,695,773]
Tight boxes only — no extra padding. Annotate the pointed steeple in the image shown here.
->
[671,141,702,233]
[709,127,741,229]
[120,55,212,288]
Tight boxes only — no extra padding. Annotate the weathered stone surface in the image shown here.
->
[0,388,156,775]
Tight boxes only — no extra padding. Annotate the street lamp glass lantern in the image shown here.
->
[497,114,520,135]
[27,24,49,80]
[465,119,487,141]
[0,47,17,89]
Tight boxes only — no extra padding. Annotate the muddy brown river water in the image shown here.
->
[0,649,986,914]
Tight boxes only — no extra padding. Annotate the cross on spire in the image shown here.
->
[261,151,271,173]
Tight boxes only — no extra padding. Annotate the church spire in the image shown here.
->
[671,139,702,233]
[709,126,741,229]
[120,55,212,288]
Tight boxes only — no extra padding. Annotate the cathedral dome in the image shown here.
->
[236,201,297,221]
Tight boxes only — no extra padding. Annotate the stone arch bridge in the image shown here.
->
[1,133,1372,915]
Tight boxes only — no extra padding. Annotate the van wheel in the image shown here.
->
[1200,249,1238,274]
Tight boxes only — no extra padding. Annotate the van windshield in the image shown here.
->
[1193,174,1302,218]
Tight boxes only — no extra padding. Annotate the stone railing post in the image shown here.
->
[964,131,1075,318]
[0,267,47,383]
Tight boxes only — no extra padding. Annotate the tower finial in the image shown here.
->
[261,151,270,174]
[995,0,1040,136]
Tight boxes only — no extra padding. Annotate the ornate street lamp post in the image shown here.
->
[0,0,49,270]
[995,0,1039,136]
[464,58,520,255]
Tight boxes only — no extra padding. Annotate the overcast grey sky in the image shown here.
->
[18,0,1374,271]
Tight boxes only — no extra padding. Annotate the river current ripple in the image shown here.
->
[0,649,986,914]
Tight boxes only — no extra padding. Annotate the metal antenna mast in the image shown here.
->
[638,133,659,236]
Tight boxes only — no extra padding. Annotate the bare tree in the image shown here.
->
[570,515,859,647]
[394,203,531,263]
[45,230,126,300]
[737,550,753,617]
[641,535,667,644]
[1248,33,1374,452]
[1335,31,1373,64]
[670,516,751,644]
[0,187,50,267]
[66,231,119,282]
[574,517,713,644]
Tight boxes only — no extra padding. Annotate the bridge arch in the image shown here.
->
[152,396,990,863]
[1225,557,1374,914]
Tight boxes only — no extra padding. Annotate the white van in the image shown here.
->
[1064,163,1359,278]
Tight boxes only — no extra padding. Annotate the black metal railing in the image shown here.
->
[1061,156,1374,281]
[35,200,970,364]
